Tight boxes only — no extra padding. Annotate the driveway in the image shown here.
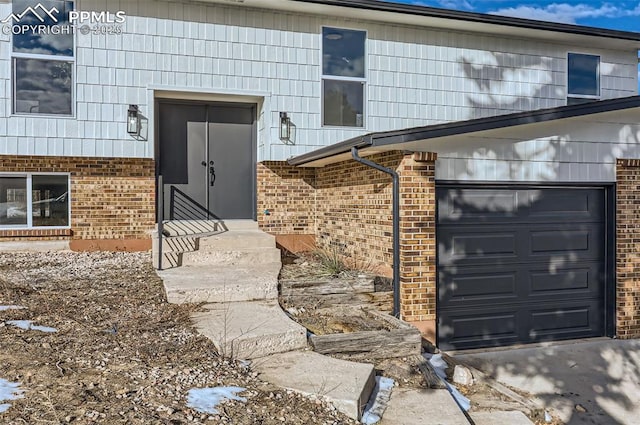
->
[454,339,640,425]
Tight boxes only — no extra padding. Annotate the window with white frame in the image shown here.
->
[0,174,70,228]
[567,53,600,105]
[12,0,74,115]
[322,27,366,127]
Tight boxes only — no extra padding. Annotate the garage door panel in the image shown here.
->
[528,189,603,221]
[529,263,602,296]
[529,225,603,259]
[438,189,524,224]
[529,301,603,339]
[441,224,602,267]
[439,267,518,305]
[439,309,521,350]
[439,187,603,225]
[437,185,607,350]
[452,233,517,258]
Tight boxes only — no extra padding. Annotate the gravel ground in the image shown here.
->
[0,251,357,425]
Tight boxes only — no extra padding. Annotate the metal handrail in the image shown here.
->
[157,174,164,270]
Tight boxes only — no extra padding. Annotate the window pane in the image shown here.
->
[0,177,28,227]
[14,58,73,115]
[12,0,74,56]
[322,27,365,78]
[32,175,69,227]
[568,53,599,96]
[323,80,364,127]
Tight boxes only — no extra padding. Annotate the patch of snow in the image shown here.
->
[445,382,471,412]
[6,320,57,333]
[424,353,471,412]
[426,353,448,380]
[361,376,395,424]
[0,306,26,312]
[0,379,25,414]
[545,411,553,422]
[186,386,247,414]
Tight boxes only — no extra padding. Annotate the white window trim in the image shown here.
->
[0,172,72,230]
[321,25,368,129]
[10,0,76,118]
[566,52,601,102]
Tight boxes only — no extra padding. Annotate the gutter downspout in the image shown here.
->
[351,147,401,318]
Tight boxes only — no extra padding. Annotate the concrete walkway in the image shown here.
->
[455,339,640,425]
[155,221,476,423]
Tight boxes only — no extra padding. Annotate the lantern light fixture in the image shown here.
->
[279,112,291,141]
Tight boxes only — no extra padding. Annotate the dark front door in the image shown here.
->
[437,185,608,350]
[158,102,256,220]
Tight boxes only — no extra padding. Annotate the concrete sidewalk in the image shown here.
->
[455,339,640,425]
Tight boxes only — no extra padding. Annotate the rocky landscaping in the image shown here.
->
[0,251,356,424]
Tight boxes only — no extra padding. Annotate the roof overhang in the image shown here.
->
[193,0,640,49]
[288,96,640,167]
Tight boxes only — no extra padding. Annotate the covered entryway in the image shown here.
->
[437,185,611,350]
[157,101,256,221]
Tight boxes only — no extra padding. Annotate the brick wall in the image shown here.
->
[616,158,640,338]
[398,153,437,324]
[257,162,316,251]
[257,151,438,330]
[0,155,155,250]
[315,152,402,270]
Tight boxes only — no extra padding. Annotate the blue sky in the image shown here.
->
[391,1,640,32]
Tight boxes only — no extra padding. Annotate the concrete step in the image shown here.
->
[379,388,469,425]
[191,301,307,360]
[161,220,223,237]
[254,350,376,421]
[221,220,259,231]
[153,252,182,269]
[159,263,280,303]
[198,230,275,250]
[181,247,281,266]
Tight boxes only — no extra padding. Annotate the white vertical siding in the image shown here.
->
[0,0,637,161]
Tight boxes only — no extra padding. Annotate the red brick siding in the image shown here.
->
[257,151,438,324]
[256,162,316,235]
[0,155,155,244]
[315,152,402,268]
[398,153,437,322]
[616,158,640,338]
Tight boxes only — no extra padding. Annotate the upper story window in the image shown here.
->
[567,53,600,105]
[11,0,74,116]
[322,27,366,128]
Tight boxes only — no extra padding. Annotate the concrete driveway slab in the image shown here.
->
[454,339,640,425]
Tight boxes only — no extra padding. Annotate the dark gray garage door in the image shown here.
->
[437,186,607,350]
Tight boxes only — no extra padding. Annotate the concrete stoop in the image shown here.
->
[254,350,376,421]
[191,301,308,359]
[379,388,469,425]
[159,263,280,303]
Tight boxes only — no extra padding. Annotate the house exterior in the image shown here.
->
[1,0,639,349]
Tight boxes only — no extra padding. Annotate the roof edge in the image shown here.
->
[288,96,640,167]
[293,0,640,42]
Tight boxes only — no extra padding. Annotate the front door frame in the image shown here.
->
[154,98,258,222]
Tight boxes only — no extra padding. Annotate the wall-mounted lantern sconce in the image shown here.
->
[127,104,141,136]
[279,112,291,142]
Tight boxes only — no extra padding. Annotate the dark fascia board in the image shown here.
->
[287,96,640,166]
[293,0,640,42]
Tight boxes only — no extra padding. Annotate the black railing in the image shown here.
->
[157,174,164,270]
[169,186,220,221]
[157,183,227,270]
